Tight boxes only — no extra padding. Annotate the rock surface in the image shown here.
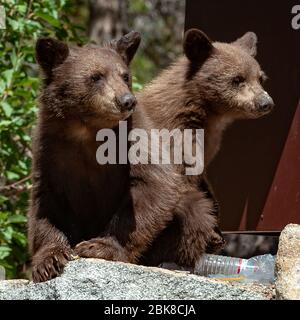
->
[275,224,300,300]
[0,258,273,300]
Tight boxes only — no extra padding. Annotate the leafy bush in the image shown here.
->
[0,0,85,278]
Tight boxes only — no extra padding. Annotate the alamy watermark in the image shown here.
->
[0,6,5,29]
[95,121,204,176]
[292,5,300,30]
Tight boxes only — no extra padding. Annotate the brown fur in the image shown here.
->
[138,29,274,264]
[29,33,139,282]
[29,32,218,282]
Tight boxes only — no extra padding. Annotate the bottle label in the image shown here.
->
[237,259,248,274]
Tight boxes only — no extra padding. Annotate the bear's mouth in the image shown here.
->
[243,107,273,119]
[102,108,135,122]
[119,109,134,120]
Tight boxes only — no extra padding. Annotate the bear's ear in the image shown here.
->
[35,38,69,76]
[115,31,141,65]
[183,29,213,63]
[234,32,257,57]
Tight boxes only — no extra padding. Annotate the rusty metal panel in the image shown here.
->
[257,100,300,230]
[185,0,300,231]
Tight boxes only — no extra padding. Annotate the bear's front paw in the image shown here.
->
[74,237,129,262]
[206,228,226,254]
[32,245,71,282]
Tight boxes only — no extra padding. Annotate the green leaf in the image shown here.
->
[0,196,8,205]
[6,171,20,180]
[35,11,61,28]
[0,212,8,222]
[0,120,12,129]
[7,215,27,224]
[10,49,17,66]
[59,0,67,7]
[17,160,28,170]
[20,134,31,142]
[7,18,19,31]
[2,226,13,242]
[12,231,27,247]
[133,82,143,91]
[16,5,27,15]
[0,79,6,92]
[18,77,39,86]
[0,246,11,260]
[0,101,13,117]
[2,69,14,84]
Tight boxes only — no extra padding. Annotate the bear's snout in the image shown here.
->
[256,92,274,113]
[116,93,137,113]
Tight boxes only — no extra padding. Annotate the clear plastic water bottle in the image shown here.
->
[0,265,5,280]
[194,254,275,283]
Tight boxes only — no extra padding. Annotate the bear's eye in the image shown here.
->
[122,73,130,84]
[91,73,104,82]
[232,76,245,86]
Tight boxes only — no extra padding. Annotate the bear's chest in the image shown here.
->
[46,140,130,243]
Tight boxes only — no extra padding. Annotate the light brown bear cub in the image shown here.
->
[139,29,274,265]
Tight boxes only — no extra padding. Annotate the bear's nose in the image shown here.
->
[116,93,137,112]
[257,93,275,113]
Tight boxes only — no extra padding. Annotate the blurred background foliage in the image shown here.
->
[0,0,185,278]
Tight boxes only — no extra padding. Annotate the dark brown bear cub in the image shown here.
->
[30,32,219,282]
[29,32,141,282]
